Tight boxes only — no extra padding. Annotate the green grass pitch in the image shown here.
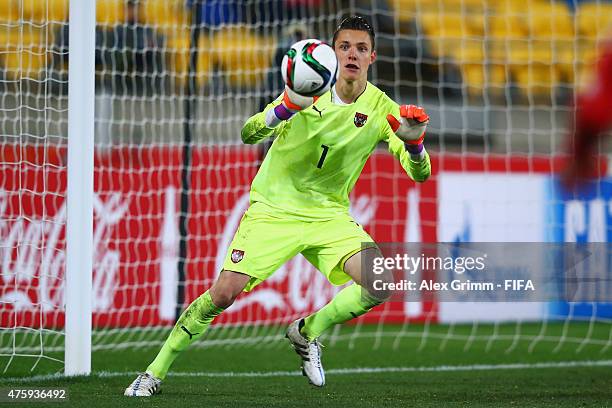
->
[1,322,610,407]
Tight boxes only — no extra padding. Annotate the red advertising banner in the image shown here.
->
[4,146,574,329]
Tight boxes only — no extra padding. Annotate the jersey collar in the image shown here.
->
[330,83,368,105]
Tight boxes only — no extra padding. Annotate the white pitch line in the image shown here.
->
[2,360,611,383]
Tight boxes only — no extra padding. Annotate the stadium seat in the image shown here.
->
[212,26,276,88]
[168,27,276,89]
[420,10,486,95]
[0,0,19,22]
[456,48,486,97]
[573,37,609,94]
[3,48,48,80]
[0,27,48,80]
[391,0,439,22]
[142,0,188,35]
[524,2,574,85]
[513,64,559,98]
[489,0,555,13]
[575,3,612,85]
[572,37,603,86]
[21,0,68,23]
[527,2,574,41]
[0,25,17,50]
[96,0,125,27]
[577,2,612,40]
[165,30,213,89]
[421,11,484,55]
[578,39,601,66]
[508,40,559,97]
[391,0,485,24]
[439,0,487,12]
[485,6,529,94]
[453,38,486,95]
[391,0,486,33]
[501,3,558,96]
[196,39,213,88]
[165,31,189,86]
[487,11,528,61]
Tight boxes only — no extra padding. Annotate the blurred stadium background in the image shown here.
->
[3,0,611,148]
[0,0,610,406]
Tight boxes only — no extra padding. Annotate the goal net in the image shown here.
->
[0,0,610,377]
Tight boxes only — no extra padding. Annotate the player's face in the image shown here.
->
[334,30,376,82]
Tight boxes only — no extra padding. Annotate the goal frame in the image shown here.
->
[65,0,95,376]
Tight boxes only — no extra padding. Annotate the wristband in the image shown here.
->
[265,103,295,128]
[274,103,295,120]
[405,143,426,161]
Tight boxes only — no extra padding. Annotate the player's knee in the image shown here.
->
[363,269,394,304]
[210,270,250,308]
[347,248,394,304]
[209,289,237,309]
[368,283,392,304]
[209,283,241,309]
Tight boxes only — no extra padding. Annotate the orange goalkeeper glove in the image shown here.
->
[386,104,429,145]
[269,87,319,125]
[282,87,319,112]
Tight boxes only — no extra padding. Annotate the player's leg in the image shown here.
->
[286,247,389,387]
[124,270,250,397]
[126,202,303,396]
[300,246,392,341]
[286,218,392,387]
[146,270,251,377]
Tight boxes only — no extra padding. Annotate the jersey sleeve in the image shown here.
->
[381,99,431,183]
[241,94,286,144]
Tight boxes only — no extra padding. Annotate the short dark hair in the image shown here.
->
[332,15,375,50]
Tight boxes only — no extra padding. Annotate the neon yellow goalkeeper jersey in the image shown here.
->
[241,82,431,220]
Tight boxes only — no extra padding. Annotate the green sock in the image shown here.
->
[147,290,224,379]
[301,283,381,341]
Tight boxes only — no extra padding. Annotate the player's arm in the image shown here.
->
[241,88,317,144]
[384,104,431,182]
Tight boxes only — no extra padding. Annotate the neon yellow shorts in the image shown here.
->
[221,202,377,292]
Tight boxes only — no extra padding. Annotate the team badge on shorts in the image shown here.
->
[354,112,368,127]
[231,249,244,263]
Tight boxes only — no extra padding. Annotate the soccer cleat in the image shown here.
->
[124,372,162,397]
[286,319,325,387]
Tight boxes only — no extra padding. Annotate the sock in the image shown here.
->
[146,290,224,379]
[301,283,382,341]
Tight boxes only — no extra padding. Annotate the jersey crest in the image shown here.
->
[354,112,368,127]
[231,249,244,263]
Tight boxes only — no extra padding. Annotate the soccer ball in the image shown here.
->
[281,39,338,97]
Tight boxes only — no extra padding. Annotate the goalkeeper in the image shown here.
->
[125,15,431,397]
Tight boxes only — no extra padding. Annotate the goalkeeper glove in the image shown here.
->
[270,87,319,123]
[386,104,429,160]
[386,104,429,144]
[283,87,319,112]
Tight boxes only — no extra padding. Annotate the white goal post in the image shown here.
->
[65,0,95,376]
